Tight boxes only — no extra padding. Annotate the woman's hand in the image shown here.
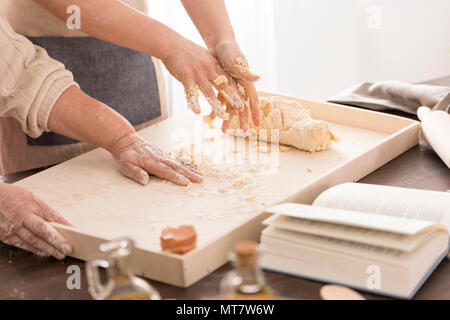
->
[49,88,201,187]
[0,183,73,260]
[108,133,203,186]
[162,37,248,130]
[212,40,261,133]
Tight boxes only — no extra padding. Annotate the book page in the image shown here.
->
[313,183,450,231]
[261,227,411,266]
[263,214,437,251]
[265,203,439,235]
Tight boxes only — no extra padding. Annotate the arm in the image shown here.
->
[0,13,204,259]
[35,0,177,62]
[0,14,74,260]
[34,0,247,128]
[181,0,261,130]
[1,12,200,187]
[181,0,235,51]
[48,86,203,186]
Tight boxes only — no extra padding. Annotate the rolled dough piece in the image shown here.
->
[227,96,339,152]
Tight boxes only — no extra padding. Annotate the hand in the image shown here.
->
[162,37,247,128]
[212,40,261,133]
[109,133,203,186]
[0,184,73,260]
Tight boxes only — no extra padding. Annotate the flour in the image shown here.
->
[168,143,263,201]
[213,75,228,86]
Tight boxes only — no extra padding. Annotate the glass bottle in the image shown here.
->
[220,240,277,300]
[86,237,161,300]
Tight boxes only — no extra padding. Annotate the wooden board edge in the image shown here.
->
[285,122,421,204]
[258,91,419,134]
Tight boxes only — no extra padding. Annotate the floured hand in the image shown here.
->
[162,37,246,121]
[212,40,261,131]
[109,133,203,186]
[0,183,73,259]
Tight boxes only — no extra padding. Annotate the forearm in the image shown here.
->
[34,0,182,61]
[181,0,236,49]
[47,86,134,152]
[47,86,202,187]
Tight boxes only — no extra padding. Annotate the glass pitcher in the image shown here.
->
[86,237,161,300]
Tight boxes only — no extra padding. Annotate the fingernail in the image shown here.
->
[56,253,66,260]
[139,174,149,186]
[36,251,49,258]
[191,173,204,183]
[178,175,191,186]
[246,72,260,81]
[62,244,72,255]
[235,100,245,112]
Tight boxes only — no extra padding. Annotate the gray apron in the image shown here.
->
[26,36,162,146]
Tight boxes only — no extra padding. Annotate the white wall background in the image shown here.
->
[274,0,450,100]
[146,0,450,113]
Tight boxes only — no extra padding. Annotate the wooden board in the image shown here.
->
[14,92,420,287]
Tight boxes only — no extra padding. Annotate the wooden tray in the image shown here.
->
[14,92,420,287]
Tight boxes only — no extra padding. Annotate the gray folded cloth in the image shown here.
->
[328,80,450,115]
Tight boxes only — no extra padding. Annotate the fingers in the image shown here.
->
[142,159,191,186]
[161,157,203,183]
[217,92,227,106]
[3,235,48,257]
[15,226,66,260]
[156,150,202,177]
[184,85,201,114]
[198,80,228,120]
[22,215,72,257]
[37,199,73,227]
[231,57,260,82]
[212,70,246,113]
[222,103,236,134]
[240,80,260,127]
[118,161,150,186]
[238,104,249,134]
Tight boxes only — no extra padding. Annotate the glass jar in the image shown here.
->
[220,240,277,300]
[86,237,161,300]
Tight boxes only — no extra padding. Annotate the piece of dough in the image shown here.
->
[213,75,228,86]
[227,96,339,152]
[184,86,200,114]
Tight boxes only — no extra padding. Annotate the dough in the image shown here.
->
[227,96,339,152]
[213,75,228,86]
[184,86,200,113]
[235,57,251,75]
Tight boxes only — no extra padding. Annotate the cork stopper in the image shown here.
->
[235,241,258,257]
[234,241,258,268]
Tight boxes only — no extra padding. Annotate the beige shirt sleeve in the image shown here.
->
[0,14,78,138]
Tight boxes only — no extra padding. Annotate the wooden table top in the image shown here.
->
[1,78,449,300]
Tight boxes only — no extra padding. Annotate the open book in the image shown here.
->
[259,183,450,299]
